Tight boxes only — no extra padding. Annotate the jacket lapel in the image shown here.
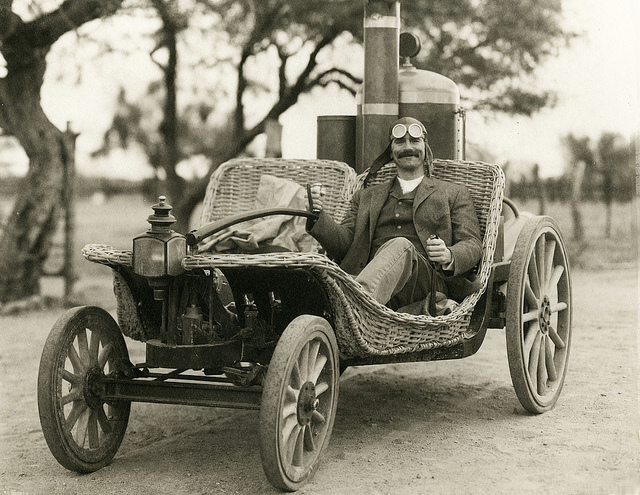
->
[413,176,437,216]
[367,180,394,242]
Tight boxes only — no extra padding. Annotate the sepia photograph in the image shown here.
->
[1,0,638,493]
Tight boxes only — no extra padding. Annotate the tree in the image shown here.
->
[596,132,635,237]
[561,131,634,240]
[97,0,571,231]
[0,0,571,303]
[402,0,569,115]
[0,0,125,303]
[561,133,594,242]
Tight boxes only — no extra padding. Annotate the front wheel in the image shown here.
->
[37,306,131,472]
[506,217,572,413]
[259,315,339,491]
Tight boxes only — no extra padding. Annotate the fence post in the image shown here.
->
[532,164,546,215]
[265,119,283,158]
[571,160,586,241]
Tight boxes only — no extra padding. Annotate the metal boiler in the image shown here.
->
[317,0,465,172]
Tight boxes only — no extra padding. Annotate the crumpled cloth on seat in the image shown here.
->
[396,291,459,316]
[199,174,318,253]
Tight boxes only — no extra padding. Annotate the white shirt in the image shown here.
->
[397,175,424,195]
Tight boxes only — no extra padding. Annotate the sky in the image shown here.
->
[3,0,638,180]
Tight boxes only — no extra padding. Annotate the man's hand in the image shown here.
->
[426,236,452,265]
[307,183,327,212]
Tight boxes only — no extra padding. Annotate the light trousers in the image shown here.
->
[355,237,447,311]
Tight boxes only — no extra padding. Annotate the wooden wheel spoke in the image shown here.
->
[67,344,85,375]
[543,239,556,289]
[303,425,316,452]
[299,343,310,383]
[307,341,320,378]
[522,309,538,323]
[547,264,564,295]
[309,354,328,384]
[89,328,101,367]
[528,248,541,297]
[292,427,305,466]
[527,332,542,388]
[86,410,100,449]
[312,410,326,424]
[77,329,90,366]
[285,385,298,403]
[62,369,81,385]
[550,302,568,314]
[548,325,565,349]
[524,280,538,309]
[96,406,112,434]
[523,321,540,356]
[545,336,558,382]
[62,388,83,406]
[314,381,329,397]
[97,343,113,370]
[282,402,297,420]
[537,339,547,395]
[65,401,87,431]
[282,416,299,445]
[291,360,302,390]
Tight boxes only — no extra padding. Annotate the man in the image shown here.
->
[307,117,482,315]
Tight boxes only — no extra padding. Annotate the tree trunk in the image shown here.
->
[0,61,68,303]
[0,0,126,304]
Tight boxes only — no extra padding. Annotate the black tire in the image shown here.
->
[506,217,572,413]
[37,306,131,472]
[259,315,339,491]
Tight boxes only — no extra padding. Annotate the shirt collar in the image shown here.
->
[397,175,424,194]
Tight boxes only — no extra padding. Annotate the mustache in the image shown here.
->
[397,150,421,158]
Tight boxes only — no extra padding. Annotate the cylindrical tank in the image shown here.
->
[398,62,464,160]
[316,115,356,168]
[356,0,400,173]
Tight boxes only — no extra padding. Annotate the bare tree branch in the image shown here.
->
[7,0,125,49]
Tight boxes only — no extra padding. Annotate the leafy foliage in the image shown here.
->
[510,132,636,203]
[88,0,573,228]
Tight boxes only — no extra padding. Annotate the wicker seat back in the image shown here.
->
[199,158,358,228]
[352,159,503,246]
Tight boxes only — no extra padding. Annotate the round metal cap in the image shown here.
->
[400,32,421,59]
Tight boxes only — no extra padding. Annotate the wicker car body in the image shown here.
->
[84,157,506,364]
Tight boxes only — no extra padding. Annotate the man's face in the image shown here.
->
[390,134,426,174]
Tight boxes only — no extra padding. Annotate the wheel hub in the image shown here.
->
[83,367,104,409]
[539,295,552,335]
[297,381,319,425]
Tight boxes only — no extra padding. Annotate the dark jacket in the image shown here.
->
[309,176,483,298]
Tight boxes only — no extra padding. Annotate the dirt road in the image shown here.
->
[1,267,638,494]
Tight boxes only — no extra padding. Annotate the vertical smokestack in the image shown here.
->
[356,0,400,173]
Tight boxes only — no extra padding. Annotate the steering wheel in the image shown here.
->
[185,208,319,248]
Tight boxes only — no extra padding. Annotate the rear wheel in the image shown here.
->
[259,315,339,491]
[38,306,131,472]
[506,217,572,413]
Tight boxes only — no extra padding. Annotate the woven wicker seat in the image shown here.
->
[84,157,504,358]
[188,157,505,358]
[199,158,358,227]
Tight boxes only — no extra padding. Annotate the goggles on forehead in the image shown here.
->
[391,123,425,140]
